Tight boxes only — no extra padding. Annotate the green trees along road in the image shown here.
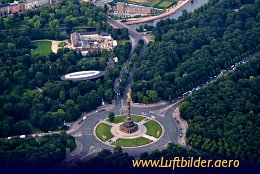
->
[132,0,260,103]
[180,57,260,164]
[0,0,131,137]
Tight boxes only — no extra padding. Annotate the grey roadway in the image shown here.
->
[109,16,149,99]
[66,18,181,161]
[68,100,181,159]
[65,18,260,162]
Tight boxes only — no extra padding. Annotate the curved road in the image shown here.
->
[64,18,180,163]
[65,16,260,163]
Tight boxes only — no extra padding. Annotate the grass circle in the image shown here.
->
[94,115,164,148]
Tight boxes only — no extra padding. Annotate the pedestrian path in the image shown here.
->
[101,120,117,126]
[142,134,158,142]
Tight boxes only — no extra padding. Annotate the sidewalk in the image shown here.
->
[172,107,188,146]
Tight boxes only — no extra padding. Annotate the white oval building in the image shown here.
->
[61,71,104,81]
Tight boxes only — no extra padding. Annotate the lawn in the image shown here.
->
[117,40,131,46]
[113,115,144,123]
[31,41,52,56]
[117,0,175,9]
[113,137,151,147]
[95,123,114,142]
[144,120,162,138]
[156,1,174,8]
[146,0,161,7]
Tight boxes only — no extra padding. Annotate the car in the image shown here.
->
[7,137,11,140]
[179,133,183,137]
[20,135,25,139]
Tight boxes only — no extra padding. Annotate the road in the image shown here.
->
[64,18,181,162]
[64,47,260,163]
[66,100,180,162]
[108,17,149,100]
[3,17,259,165]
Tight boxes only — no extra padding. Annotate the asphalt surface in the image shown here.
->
[65,18,180,161]
[67,100,180,159]
[66,46,260,161]
[3,18,259,165]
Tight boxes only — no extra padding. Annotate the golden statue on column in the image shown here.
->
[119,90,138,134]
[127,91,131,118]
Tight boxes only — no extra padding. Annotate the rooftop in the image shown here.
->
[61,71,105,81]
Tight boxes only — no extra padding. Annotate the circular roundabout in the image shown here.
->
[94,115,164,148]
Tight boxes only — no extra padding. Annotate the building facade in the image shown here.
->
[0,4,10,17]
[116,2,154,17]
[71,32,117,56]
[0,0,51,17]
[131,0,151,3]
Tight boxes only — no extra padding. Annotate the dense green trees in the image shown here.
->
[0,133,76,167]
[70,143,203,173]
[0,0,131,136]
[180,57,260,164]
[108,112,115,122]
[118,39,144,95]
[132,0,260,103]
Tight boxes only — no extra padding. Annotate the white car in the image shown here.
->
[7,137,11,140]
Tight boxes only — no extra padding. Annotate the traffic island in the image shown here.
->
[93,115,164,148]
[95,123,114,142]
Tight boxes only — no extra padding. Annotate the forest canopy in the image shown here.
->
[132,0,260,103]
[180,57,260,164]
[0,133,76,167]
[0,0,131,137]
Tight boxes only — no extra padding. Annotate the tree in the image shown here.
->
[2,103,14,116]
[12,120,31,135]
[59,90,66,102]
[0,0,128,137]
[66,138,77,151]
[39,114,61,131]
[108,112,115,122]
[179,57,260,163]
[104,89,113,104]
[146,90,158,103]
[132,0,260,104]
[114,146,122,155]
